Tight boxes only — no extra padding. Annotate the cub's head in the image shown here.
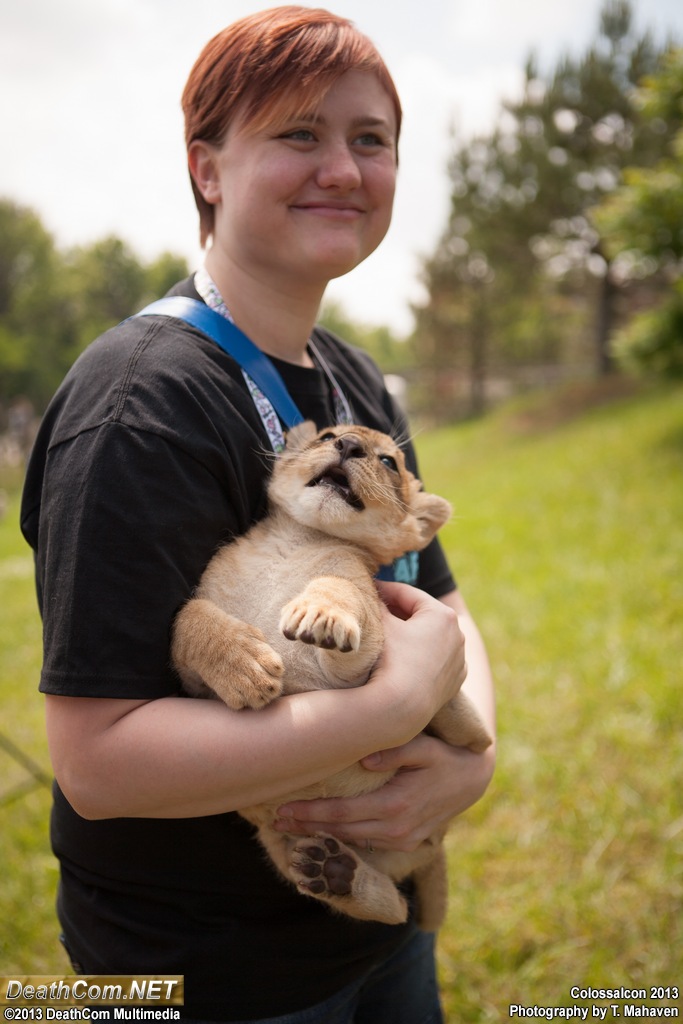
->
[267,422,451,564]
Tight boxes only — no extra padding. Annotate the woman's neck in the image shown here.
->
[203,251,324,368]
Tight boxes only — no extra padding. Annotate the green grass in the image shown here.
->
[1,383,681,1015]
[0,486,66,974]
[417,383,683,1019]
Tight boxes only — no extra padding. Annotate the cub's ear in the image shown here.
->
[405,478,452,549]
[283,420,319,452]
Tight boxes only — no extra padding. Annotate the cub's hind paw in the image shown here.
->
[291,836,357,897]
[287,833,410,925]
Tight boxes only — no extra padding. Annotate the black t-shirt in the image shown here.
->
[20,277,455,1020]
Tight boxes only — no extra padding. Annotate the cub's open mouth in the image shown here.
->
[307,465,365,510]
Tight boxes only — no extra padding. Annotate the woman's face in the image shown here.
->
[196,70,398,291]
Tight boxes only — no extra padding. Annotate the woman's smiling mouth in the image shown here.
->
[292,201,364,220]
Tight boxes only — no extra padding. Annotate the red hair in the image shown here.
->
[182,5,402,246]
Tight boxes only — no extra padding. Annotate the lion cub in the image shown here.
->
[172,421,491,930]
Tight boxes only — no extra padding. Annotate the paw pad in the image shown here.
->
[293,836,357,897]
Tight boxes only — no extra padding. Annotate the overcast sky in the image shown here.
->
[2,0,682,334]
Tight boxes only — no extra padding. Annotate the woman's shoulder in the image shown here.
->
[44,287,254,449]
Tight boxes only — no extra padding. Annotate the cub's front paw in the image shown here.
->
[210,627,285,710]
[279,598,361,652]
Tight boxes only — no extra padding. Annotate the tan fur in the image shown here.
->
[172,421,492,930]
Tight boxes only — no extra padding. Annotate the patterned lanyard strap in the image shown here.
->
[195,268,353,452]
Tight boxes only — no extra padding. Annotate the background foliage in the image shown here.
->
[593,46,683,376]
[0,201,188,414]
[413,1,683,420]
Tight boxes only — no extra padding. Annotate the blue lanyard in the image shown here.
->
[134,296,306,431]
[134,295,418,585]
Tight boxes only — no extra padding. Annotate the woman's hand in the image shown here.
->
[273,732,495,852]
[272,585,496,852]
[370,580,468,732]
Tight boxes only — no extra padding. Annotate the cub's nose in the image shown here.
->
[334,434,366,462]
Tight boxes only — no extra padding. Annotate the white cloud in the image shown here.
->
[448,0,597,58]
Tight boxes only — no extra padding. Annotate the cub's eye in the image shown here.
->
[379,454,398,472]
[318,432,337,443]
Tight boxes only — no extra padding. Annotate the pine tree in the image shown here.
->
[414,1,679,419]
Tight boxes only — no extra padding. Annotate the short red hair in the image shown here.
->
[182,5,402,246]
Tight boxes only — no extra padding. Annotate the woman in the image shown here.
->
[21,8,495,1022]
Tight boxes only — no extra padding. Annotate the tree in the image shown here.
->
[0,199,189,413]
[60,236,148,362]
[592,49,683,375]
[319,298,412,376]
[0,200,66,409]
[144,252,193,308]
[413,0,679,420]
[63,240,191,361]
[509,0,675,373]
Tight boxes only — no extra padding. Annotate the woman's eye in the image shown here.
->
[355,133,383,147]
[379,454,398,472]
[281,128,316,142]
[355,130,395,150]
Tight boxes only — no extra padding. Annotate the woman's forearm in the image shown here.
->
[45,687,413,820]
[45,582,467,820]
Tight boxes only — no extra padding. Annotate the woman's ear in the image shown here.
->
[187,141,222,205]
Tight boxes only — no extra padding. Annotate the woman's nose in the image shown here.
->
[315,142,362,191]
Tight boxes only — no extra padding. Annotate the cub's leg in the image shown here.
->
[429,692,492,753]
[172,598,284,708]
[279,576,382,685]
[411,845,448,932]
[260,830,408,925]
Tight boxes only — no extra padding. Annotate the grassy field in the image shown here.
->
[1,382,681,1017]
[419,382,683,1020]
[0,461,64,975]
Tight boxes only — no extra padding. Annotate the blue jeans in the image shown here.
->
[181,927,444,1024]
